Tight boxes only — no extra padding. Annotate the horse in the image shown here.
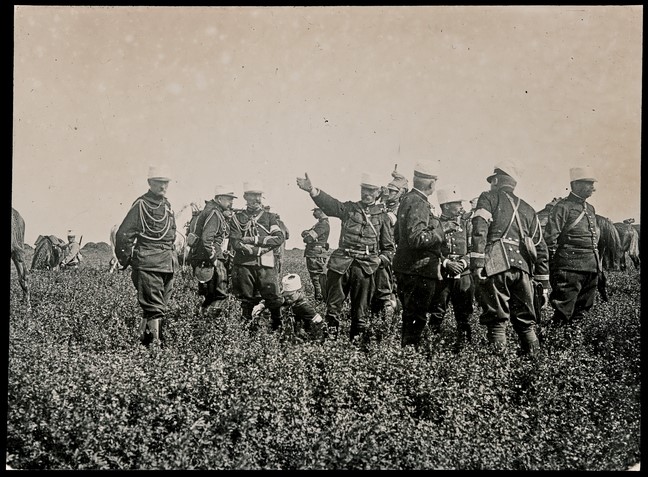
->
[537,198,621,271]
[11,208,30,308]
[614,219,640,271]
[31,234,66,270]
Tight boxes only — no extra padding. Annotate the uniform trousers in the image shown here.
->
[395,272,443,348]
[325,262,375,340]
[476,268,538,347]
[549,269,598,325]
[428,273,474,330]
[231,265,283,319]
[131,269,175,321]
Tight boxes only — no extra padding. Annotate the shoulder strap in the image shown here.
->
[502,193,521,238]
[359,205,378,238]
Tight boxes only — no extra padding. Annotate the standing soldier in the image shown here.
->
[187,184,237,318]
[59,230,82,270]
[296,172,395,345]
[301,207,330,301]
[428,186,474,351]
[371,168,408,319]
[392,161,449,348]
[543,166,600,331]
[229,181,286,331]
[115,165,179,347]
[470,161,550,356]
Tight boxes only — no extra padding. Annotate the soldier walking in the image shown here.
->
[115,165,179,347]
[469,161,550,356]
[296,172,395,345]
[301,207,330,301]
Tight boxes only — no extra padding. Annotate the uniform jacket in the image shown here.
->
[543,192,599,273]
[470,188,549,284]
[439,213,472,278]
[116,190,179,273]
[302,217,330,258]
[188,199,230,263]
[312,190,395,275]
[392,188,445,279]
[229,208,285,268]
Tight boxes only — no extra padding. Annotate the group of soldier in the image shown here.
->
[114,160,603,356]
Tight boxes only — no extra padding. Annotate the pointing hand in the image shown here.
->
[296,173,313,192]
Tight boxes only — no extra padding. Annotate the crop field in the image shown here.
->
[6,244,641,470]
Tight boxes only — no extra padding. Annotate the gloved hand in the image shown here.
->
[252,302,266,317]
[378,254,390,268]
[239,243,255,255]
[240,236,255,244]
[446,260,464,276]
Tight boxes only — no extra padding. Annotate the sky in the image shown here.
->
[12,5,642,250]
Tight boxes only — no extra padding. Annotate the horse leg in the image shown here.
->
[12,254,30,309]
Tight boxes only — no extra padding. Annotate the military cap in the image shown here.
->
[281,273,302,292]
[213,184,237,198]
[67,229,76,237]
[243,180,264,194]
[487,160,520,184]
[413,161,438,179]
[569,166,597,182]
[437,186,465,205]
[360,173,382,189]
[387,176,408,191]
[147,164,171,181]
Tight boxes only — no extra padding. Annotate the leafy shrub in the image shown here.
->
[6,249,641,470]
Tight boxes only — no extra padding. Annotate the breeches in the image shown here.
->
[395,272,442,346]
[476,268,536,332]
[325,264,374,333]
[428,274,474,326]
[306,257,327,275]
[549,269,598,323]
[131,269,175,321]
[372,265,394,306]
[231,265,283,310]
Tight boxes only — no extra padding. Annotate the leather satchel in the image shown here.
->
[484,238,511,276]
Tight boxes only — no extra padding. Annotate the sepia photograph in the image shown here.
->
[9,5,641,470]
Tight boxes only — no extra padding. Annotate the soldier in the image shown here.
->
[392,161,449,348]
[229,181,286,331]
[369,169,408,321]
[59,230,82,270]
[115,165,179,347]
[296,172,395,345]
[428,186,474,350]
[543,166,600,330]
[301,207,330,301]
[187,184,237,318]
[252,273,325,341]
[470,161,550,356]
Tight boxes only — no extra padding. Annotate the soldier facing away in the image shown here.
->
[469,161,550,357]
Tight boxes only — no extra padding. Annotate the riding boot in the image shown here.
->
[138,317,149,345]
[486,323,507,355]
[311,274,324,301]
[454,322,472,352]
[324,315,339,341]
[147,318,162,346]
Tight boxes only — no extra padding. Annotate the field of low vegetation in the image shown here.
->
[6,244,641,470]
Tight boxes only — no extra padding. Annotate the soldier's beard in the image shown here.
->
[246,203,263,214]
